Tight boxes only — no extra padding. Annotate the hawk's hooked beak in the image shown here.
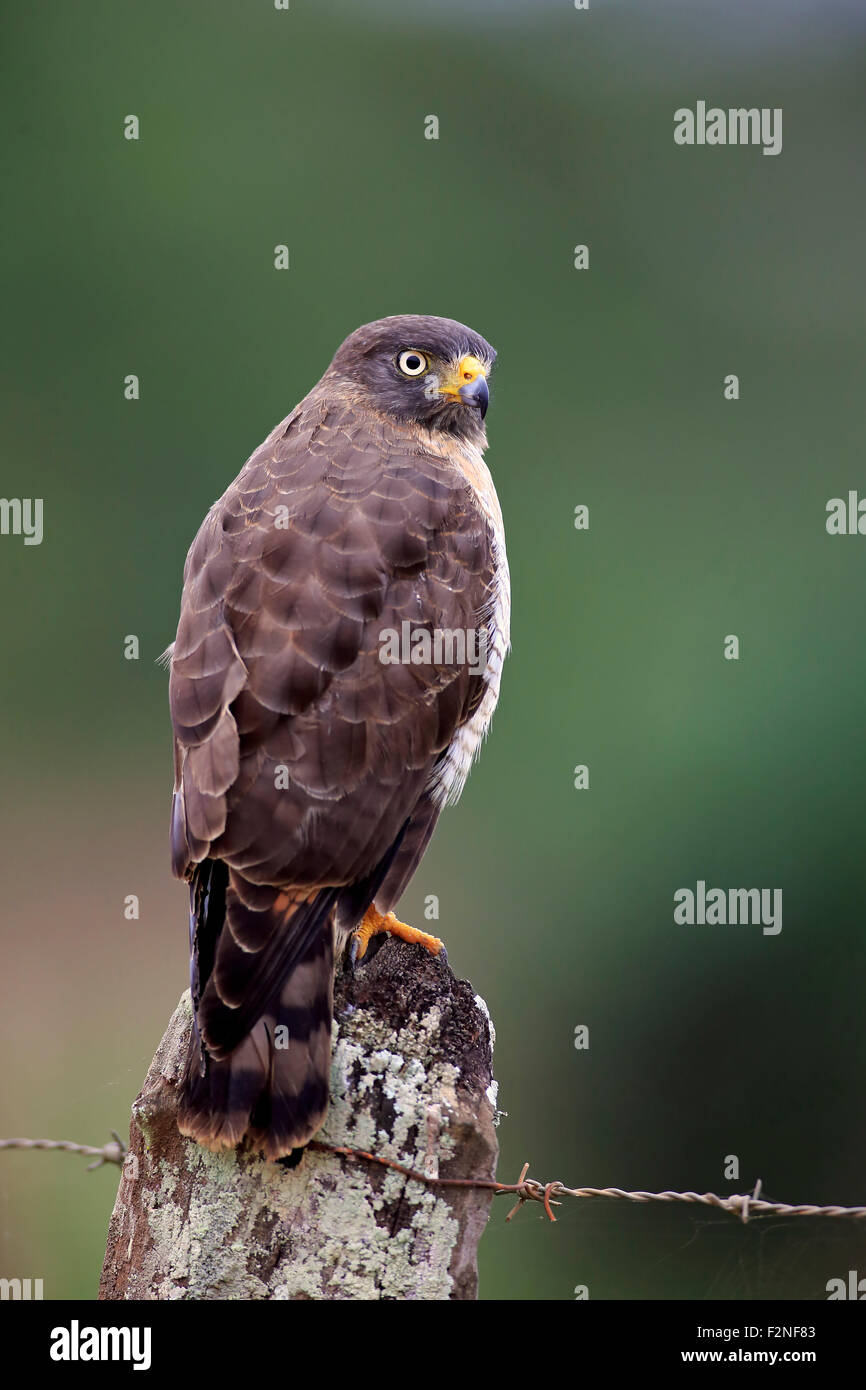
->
[441,354,490,419]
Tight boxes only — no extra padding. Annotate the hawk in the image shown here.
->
[165,315,510,1159]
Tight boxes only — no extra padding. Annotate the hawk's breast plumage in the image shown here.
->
[167,315,509,1158]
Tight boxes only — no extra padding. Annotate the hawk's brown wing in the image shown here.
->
[168,394,497,1155]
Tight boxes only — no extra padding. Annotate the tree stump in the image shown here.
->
[99,939,499,1300]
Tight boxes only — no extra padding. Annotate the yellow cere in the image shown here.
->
[440,354,488,398]
[458,354,487,383]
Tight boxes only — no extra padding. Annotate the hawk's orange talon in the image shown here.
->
[352,906,444,962]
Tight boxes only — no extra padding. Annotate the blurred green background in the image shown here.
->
[2,0,865,1301]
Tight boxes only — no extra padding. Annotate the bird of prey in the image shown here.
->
[165,314,510,1159]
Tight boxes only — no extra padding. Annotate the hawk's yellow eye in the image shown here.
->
[397,350,428,377]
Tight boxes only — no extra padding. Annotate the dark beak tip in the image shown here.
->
[459,377,490,419]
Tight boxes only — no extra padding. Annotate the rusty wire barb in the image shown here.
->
[5,1133,866,1225]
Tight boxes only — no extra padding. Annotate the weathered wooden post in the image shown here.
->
[99,939,499,1300]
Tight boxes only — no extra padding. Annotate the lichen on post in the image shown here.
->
[99,939,499,1300]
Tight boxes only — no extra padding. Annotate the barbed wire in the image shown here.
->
[0,1134,126,1171]
[312,1146,866,1225]
[4,1133,865,1225]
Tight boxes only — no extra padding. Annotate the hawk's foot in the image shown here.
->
[350,906,444,966]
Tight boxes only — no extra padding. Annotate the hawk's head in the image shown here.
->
[324,314,496,444]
